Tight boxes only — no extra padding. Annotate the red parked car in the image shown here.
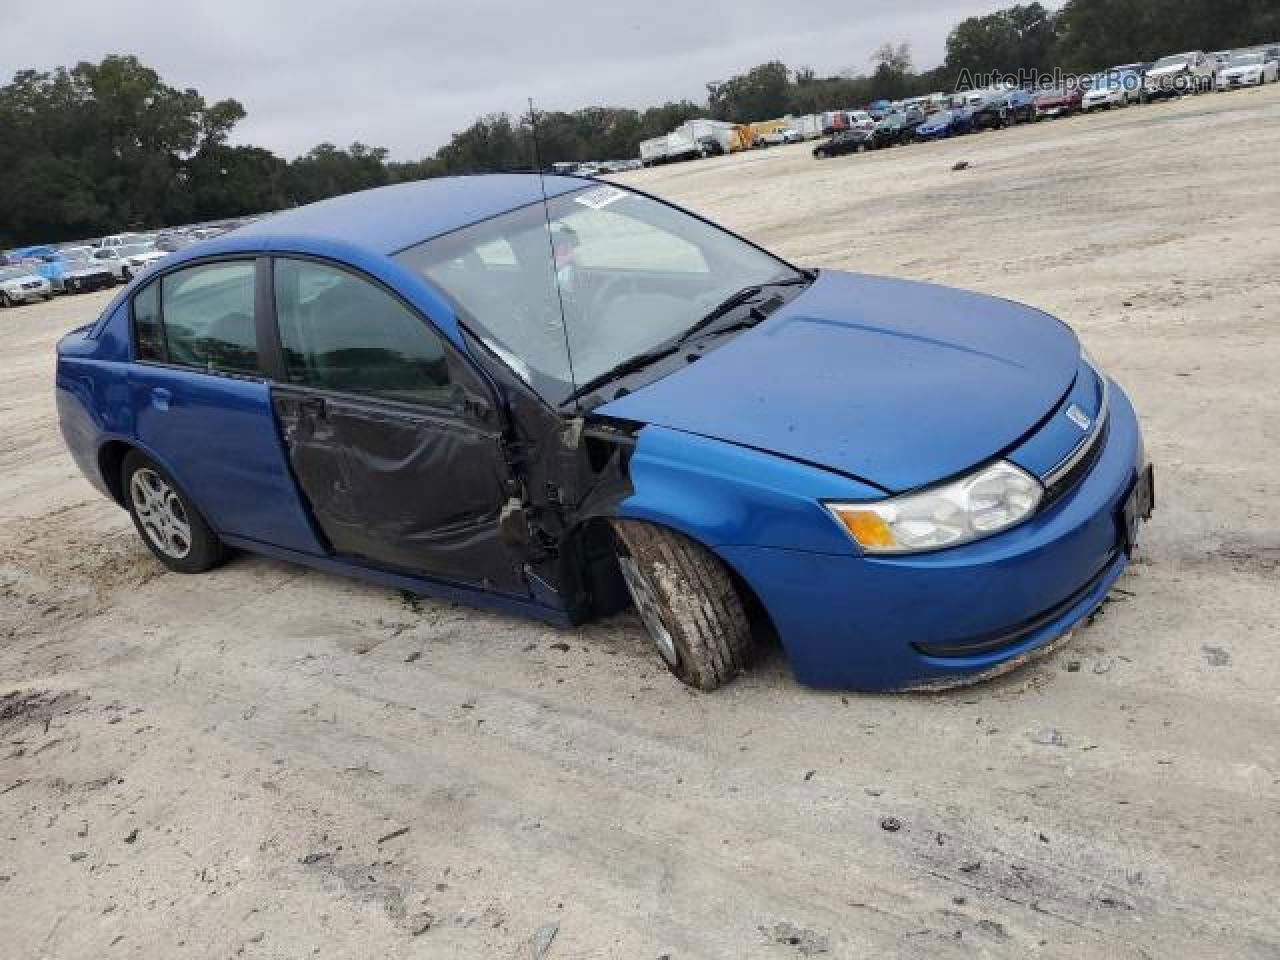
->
[1034,87,1083,119]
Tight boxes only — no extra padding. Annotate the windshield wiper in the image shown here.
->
[675,276,810,347]
[561,344,681,406]
[560,275,811,406]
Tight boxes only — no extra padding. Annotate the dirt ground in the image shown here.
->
[3,87,1279,959]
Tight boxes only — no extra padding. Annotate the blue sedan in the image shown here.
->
[55,175,1153,691]
[914,108,976,140]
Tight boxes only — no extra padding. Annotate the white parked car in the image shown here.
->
[1144,51,1217,98]
[1216,51,1278,89]
[93,243,169,281]
[1081,72,1139,111]
[96,232,156,249]
[846,110,876,133]
[0,265,53,306]
[761,126,802,146]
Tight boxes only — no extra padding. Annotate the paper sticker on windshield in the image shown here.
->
[574,185,627,210]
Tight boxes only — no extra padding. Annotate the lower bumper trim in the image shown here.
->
[912,553,1117,658]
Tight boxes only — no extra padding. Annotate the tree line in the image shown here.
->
[2,0,1276,247]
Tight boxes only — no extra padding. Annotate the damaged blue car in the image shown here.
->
[56,175,1153,691]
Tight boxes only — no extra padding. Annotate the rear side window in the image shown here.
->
[161,262,258,374]
[132,261,258,374]
[273,259,450,405]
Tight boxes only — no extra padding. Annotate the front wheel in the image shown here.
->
[612,520,754,691]
[122,450,228,574]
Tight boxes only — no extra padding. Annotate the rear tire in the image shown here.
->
[122,450,228,574]
[611,520,753,691]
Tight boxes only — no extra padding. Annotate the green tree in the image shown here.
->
[707,61,791,122]
[944,3,1059,83]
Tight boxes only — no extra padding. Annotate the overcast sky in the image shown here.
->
[3,1,1018,160]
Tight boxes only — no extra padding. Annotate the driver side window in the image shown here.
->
[273,259,451,405]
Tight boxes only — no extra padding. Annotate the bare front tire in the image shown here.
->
[612,520,753,691]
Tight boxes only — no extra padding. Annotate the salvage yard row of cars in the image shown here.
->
[0,222,249,307]
[810,44,1279,158]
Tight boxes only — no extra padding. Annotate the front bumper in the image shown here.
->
[720,383,1148,691]
[3,285,48,302]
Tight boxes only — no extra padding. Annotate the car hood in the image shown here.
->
[1147,63,1191,78]
[1222,65,1261,76]
[595,270,1079,493]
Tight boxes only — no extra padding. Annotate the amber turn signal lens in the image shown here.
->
[834,509,897,549]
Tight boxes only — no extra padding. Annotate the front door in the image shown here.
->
[267,257,526,595]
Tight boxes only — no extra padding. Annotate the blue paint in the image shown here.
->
[598,270,1081,492]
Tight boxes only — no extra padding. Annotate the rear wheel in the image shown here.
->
[612,520,754,691]
[122,450,227,574]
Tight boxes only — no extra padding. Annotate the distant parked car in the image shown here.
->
[156,232,200,253]
[1082,72,1140,111]
[93,243,169,281]
[871,109,925,147]
[992,90,1036,125]
[812,129,874,158]
[1144,51,1216,98]
[968,91,1032,131]
[56,252,117,294]
[1034,86,1083,119]
[914,108,975,140]
[760,127,802,146]
[1216,51,1278,89]
[846,110,876,133]
[0,265,53,306]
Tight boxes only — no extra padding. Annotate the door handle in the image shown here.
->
[151,387,172,411]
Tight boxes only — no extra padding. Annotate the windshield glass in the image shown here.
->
[1231,54,1262,66]
[118,244,154,256]
[396,185,801,405]
[1154,55,1191,68]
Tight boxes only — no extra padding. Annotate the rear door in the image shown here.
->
[266,257,527,595]
[128,258,323,553]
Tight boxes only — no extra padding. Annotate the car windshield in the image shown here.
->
[60,256,92,269]
[1231,54,1262,66]
[930,110,953,123]
[118,244,154,256]
[1154,55,1192,68]
[396,185,803,405]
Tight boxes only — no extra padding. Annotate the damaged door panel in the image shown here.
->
[460,331,637,618]
[273,390,526,594]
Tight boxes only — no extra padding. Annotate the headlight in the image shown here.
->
[826,460,1043,554]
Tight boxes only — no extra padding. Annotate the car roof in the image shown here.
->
[223,174,590,257]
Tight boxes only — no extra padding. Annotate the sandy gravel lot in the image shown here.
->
[3,87,1279,959]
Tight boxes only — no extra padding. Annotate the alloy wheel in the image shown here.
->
[130,468,193,560]
[617,555,680,668]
